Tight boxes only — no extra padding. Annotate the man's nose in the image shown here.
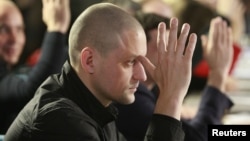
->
[7,30,17,44]
[133,62,147,81]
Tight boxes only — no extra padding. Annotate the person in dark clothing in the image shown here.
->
[4,2,197,141]
[0,0,70,134]
[115,12,234,141]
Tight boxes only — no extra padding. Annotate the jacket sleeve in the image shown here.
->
[182,85,234,141]
[145,114,185,141]
[193,86,234,124]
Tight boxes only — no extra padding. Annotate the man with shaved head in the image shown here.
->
[0,0,70,134]
[4,2,197,141]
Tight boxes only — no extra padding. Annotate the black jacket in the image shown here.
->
[0,32,67,134]
[4,61,185,141]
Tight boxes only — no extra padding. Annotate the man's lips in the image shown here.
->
[4,46,16,56]
[130,85,139,92]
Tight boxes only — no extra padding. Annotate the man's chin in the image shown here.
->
[119,95,135,105]
[4,56,19,66]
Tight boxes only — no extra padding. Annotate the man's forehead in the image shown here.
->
[0,1,16,11]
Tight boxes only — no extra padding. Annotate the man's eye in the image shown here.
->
[128,60,136,66]
[0,26,8,34]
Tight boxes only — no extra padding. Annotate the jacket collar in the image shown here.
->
[0,60,8,79]
[61,61,118,127]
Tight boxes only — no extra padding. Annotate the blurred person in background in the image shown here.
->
[140,0,174,18]
[163,0,243,92]
[0,0,70,134]
[103,0,141,14]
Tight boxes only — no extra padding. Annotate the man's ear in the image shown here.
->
[80,47,94,74]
